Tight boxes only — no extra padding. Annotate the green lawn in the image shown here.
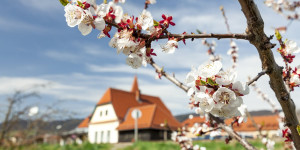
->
[123,140,284,150]
[0,140,284,150]
[0,142,111,150]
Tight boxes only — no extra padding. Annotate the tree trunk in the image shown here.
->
[238,0,300,148]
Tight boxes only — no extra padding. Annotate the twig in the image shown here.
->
[220,6,232,35]
[149,59,189,92]
[247,69,268,86]
[105,21,249,40]
[150,33,249,40]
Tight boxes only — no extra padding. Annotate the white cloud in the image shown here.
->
[0,76,100,102]
[86,64,155,76]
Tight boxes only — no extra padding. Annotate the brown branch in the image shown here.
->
[247,69,268,86]
[219,124,256,150]
[238,0,300,148]
[149,59,189,92]
[149,33,249,40]
[209,114,256,150]
[105,21,249,41]
[149,59,257,150]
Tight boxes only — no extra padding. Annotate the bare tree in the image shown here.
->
[0,90,39,145]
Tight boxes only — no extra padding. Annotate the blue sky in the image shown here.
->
[1,0,300,120]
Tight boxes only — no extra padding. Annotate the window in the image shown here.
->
[105,110,108,116]
[100,111,102,117]
[107,130,110,143]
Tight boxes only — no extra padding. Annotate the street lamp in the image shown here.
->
[131,109,142,142]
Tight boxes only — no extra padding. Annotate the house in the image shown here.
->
[182,115,279,139]
[79,76,181,143]
[224,115,279,138]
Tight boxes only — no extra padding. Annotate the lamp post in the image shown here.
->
[131,109,142,142]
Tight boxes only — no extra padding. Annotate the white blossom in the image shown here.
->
[210,130,221,138]
[148,0,156,4]
[78,16,105,36]
[210,105,240,118]
[200,147,206,150]
[96,3,109,17]
[107,2,124,23]
[64,4,85,27]
[213,87,237,109]
[186,66,200,96]
[139,47,150,67]
[198,61,222,78]
[193,145,200,150]
[285,40,300,54]
[215,69,237,86]
[266,139,275,150]
[232,81,250,95]
[290,74,300,85]
[237,104,247,123]
[126,53,142,69]
[265,0,274,7]
[195,92,214,112]
[171,131,177,141]
[113,0,126,3]
[161,39,178,54]
[137,9,154,30]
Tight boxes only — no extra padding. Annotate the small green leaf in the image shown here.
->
[59,0,69,6]
[200,80,207,86]
[153,20,159,27]
[207,78,217,86]
[275,30,282,40]
[77,1,83,6]
[196,29,202,34]
[297,125,300,136]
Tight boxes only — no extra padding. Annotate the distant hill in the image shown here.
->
[0,119,83,133]
[175,110,277,122]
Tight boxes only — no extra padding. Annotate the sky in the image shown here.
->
[1,0,300,120]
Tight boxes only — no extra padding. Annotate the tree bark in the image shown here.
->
[238,0,300,148]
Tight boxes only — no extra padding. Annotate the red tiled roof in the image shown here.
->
[181,117,206,128]
[92,77,181,131]
[225,115,279,131]
[117,104,181,131]
[97,88,140,120]
[78,116,90,128]
[181,115,279,132]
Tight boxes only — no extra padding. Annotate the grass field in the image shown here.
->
[123,140,284,150]
[0,140,284,150]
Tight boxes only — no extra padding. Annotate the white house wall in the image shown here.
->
[88,104,119,143]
